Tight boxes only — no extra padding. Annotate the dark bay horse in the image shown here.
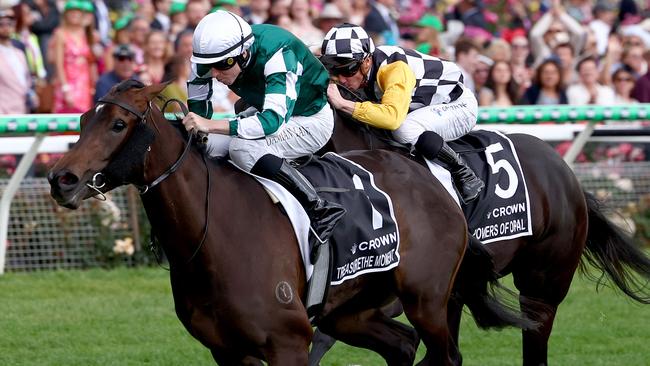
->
[316,105,650,365]
[48,81,472,365]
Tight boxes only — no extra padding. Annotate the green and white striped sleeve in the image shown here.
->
[187,63,214,119]
[230,48,302,139]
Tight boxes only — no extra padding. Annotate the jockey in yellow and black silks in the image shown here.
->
[320,23,484,203]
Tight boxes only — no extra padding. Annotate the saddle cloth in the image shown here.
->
[238,152,400,285]
[444,130,533,243]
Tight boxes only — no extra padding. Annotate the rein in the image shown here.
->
[94,96,212,267]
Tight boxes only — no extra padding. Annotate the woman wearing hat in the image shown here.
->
[321,23,484,203]
[182,10,345,250]
[52,0,95,113]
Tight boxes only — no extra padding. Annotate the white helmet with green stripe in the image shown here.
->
[191,10,254,68]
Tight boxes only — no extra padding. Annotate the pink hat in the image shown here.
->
[464,26,493,41]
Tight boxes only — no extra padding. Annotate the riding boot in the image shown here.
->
[415,131,485,203]
[274,161,347,244]
[252,155,346,245]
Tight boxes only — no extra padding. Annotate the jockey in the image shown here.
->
[182,10,345,247]
[320,23,485,203]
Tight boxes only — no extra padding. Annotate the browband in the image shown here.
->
[98,98,147,120]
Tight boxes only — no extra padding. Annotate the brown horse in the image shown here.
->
[314,103,650,365]
[48,80,476,365]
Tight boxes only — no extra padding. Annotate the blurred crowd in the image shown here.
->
[0,0,649,115]
[0,0,649,175]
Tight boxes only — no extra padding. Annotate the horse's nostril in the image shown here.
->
[58,172,79,189]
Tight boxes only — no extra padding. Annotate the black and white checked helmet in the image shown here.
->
[321,23,375,61]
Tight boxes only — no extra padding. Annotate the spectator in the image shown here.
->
[619,45,647,78]
[94,44,138,103]
[479,60,519,107]
[129,17,150,66]
[567,56,615,105]
[589,0,617,56]
[510,34,531,69]
[14,2,48,112]
[451,0,488,29]
[152,0,172,32]
[288,0,323,50]
[160,54,189,109]
[364,0,400,45]
[473,54,493,100]
[24,0,59,76]
[599,34,623,86]
[212,0,241,15]
[315,3,346,36]
[268,0,290,18]
[185,0,209,31]
[174,29,193,59]
[169,1,188,38]
[529,0,586,66]
[242,0,270,24]
[139,30,169,85]
[413,13,446,58]
[565,0,593,24]
[485,38,511,63]
[612,65,638,104]
[136,0,157,23]
[509,35,533,94]
[346,0,369,26]
[454,38,479,95]
[93,0,111,46]
[13,2,46,81]
[0,8,31,114]
[520,58,568,105]
[553,42,578,85]
[104,15,132,73]
[52,0,95,113]
[631,49,650,102]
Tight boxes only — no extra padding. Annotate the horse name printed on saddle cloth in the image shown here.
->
[449,131,533,244]
[300,153,401,285]
[243,153,401,285]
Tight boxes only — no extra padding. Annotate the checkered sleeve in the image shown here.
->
[229,47,301,138]
[352,61,416,130]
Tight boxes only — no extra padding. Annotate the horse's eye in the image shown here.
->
[112,119,127,133]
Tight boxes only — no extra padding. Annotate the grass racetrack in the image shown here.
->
[1,267,648,365]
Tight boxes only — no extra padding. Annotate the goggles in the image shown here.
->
[320,55,364,77]
[209,56,238,71]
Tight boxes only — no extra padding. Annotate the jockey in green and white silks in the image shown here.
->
[182,10,345,246]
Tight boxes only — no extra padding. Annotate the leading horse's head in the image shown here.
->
[48,80,167,209]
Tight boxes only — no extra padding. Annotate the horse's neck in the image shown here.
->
[332,114,391,152]
[139,112,226,263]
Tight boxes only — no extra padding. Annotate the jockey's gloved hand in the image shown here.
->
[238,106,258,118]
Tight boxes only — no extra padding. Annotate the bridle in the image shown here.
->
[92,97,198,196]
[93,96,211,266]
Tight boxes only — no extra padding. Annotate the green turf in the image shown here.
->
[0,268,648,365]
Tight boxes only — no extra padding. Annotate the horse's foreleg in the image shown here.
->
[308,329,337,366]
[318,307,420,366]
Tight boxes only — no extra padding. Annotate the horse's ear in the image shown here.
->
[142,81,171,101]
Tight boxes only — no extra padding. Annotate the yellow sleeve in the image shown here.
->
[351,61,416,130]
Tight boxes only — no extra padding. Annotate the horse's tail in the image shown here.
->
[581,191,650,304]
[455,236,538,330]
